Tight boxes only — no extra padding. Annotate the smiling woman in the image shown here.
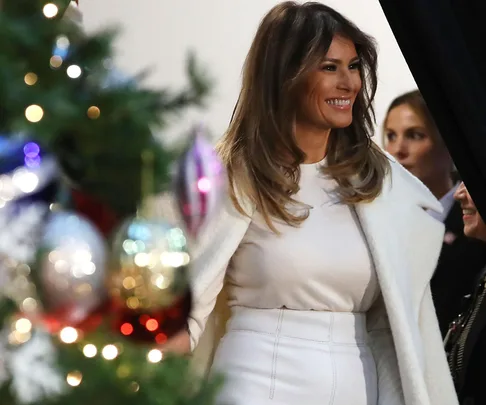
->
[162,3,459,405]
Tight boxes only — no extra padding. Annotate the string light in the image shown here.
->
[126,297,140,310]
[129,382,140,393]
[66,65,82,79]
[83,344,97,358]
[120,323,134,336]
[147,349,163,363]
[59,327,79,344]
[145,319,158,332]
[12,168,39,193]
[25,105,44,123]
[101,344,119,360]
[21,297,37,312]
[8,330,31,345]
[87,106,101,119]
[15,318,32,334]
[155,333,167,344]
[43,3,59,18]
[66,371,83,387]
[24,73,38,86]
[50,55,63,69]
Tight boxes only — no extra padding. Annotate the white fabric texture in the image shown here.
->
[211,308,378,405]
[227,159,378,313]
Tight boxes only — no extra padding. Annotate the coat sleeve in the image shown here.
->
[419,285,459,405]
[367,298,406,405]
[187,192,252,351]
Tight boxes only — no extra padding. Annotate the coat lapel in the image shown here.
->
[354,161,445,405]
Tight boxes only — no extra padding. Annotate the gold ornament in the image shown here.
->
[107,217,191,311]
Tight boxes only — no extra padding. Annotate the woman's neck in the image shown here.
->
[294,123,331,163]
[426,177,454,200]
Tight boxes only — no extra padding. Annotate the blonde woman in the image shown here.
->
[164,2,457,405]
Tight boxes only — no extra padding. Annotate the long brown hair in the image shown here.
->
[217,1,390,232]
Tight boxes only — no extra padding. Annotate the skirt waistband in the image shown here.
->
[227,307,368,344]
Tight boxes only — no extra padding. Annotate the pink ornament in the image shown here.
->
[173,125,226,238]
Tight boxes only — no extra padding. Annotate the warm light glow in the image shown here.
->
[21,297,38,312]
[139,315,150,325]
[145,319,159,332]
[66,371,83,387]
[43,3,59,18]
[129,382,140,392]
[160,251,190,268]
[134,252,150,267]
[15,318,32,334]
[66,65,82,79]
[9,330,31,345]
[83,344,97,358]
[126,297,140,310]
[59,327,79,344]
[147,349,163,363]
[24,73,38,86]
[50,55,63,68]
[197,177,211,193]
[122,276,137,290]
[102,344,119,360]
[25,105,44,123]
[155,333,167,344]
[87,106,101,119]
[120,323,134,336]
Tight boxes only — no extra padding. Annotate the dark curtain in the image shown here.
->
[379,0,486,218]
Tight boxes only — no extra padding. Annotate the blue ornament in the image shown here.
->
[0,135,59,207]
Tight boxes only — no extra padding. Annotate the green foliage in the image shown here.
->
[0,1,217,404]
[0,0,212,216]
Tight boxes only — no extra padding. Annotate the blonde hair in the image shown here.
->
[218,1,390,232]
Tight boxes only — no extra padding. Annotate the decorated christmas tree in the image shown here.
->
[0,1,222,404]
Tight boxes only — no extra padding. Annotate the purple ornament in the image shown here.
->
[173,126,226,238]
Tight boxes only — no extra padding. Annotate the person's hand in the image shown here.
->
[161,329,191,355]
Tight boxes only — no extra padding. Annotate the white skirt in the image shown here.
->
[211,307,378,405]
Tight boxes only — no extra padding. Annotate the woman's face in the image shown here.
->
[384,104,451,185]
[454,182,486,242]
[296,35,362,130]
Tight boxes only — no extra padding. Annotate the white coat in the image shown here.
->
[188,155,459,405]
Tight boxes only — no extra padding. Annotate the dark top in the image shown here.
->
[447,267,486,404]
[431,200,486,337]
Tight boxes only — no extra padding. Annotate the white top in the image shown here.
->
[426,182,460,223]
[225,159,379,313]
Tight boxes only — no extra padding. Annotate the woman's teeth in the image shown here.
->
[326,99,351,106]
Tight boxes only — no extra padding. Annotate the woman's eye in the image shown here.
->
[321,64,337,72]
[386,132,396,142]
[408,131,426,140]
[349,62,361,70]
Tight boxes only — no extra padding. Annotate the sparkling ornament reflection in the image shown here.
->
[32,211,109,333]
[108,218,191,310]
[174,125,226,238]
[108,217,192,342]
[112,290,191,344]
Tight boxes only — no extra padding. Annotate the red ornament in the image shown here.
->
[71,189,120,236]
[111,291,191,344]
[32,300,112,334]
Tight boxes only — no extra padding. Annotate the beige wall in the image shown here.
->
[80,0,416,147]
